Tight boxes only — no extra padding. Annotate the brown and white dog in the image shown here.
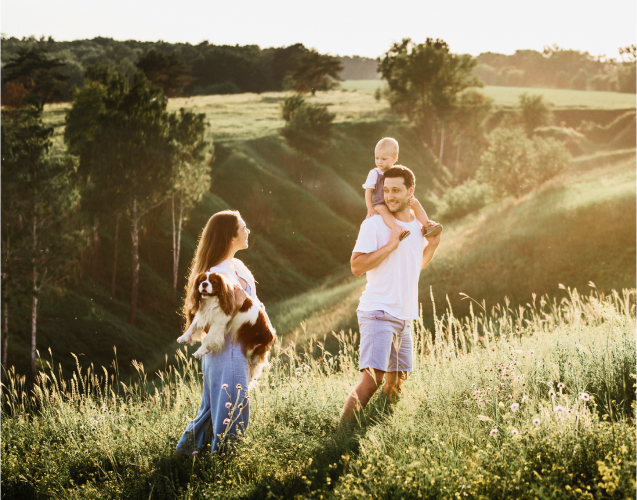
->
[177,271,276,384]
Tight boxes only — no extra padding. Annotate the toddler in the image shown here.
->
[363,137,442,238]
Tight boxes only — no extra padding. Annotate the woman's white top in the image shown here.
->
[208,258,258,300]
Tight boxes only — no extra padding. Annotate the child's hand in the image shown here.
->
[408,196,416,207]
[366,208,378,219]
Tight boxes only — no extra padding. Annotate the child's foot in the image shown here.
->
[399,230,410,241]
[422,223,443,238]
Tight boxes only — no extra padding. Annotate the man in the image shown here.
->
[341,165,442,425]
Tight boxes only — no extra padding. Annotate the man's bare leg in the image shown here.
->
[340,367,385,427]
[382,371,408,403]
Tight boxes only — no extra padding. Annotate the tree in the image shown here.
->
[1,105,81,381]
[617,45,636,94]
[168,109,212,302]
[280,94,335,181]
[516,93,553,136]
[448,89,493,180]
[136,49,191,97]
[477,127,570,198]
[65,71,174,324]
[2,46,68,107]
[286,49,343,96]
[378,38,481,151]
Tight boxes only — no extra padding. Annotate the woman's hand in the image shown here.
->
[233,284,247,309]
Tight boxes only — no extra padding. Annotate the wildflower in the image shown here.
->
[511,429,519,435]
[92,420,98,425]
[511,403,519,412]
[296,371,301,376]
[533,418,540,425]
[548,390,555,397]
[221,384,228,389]
[192,451,198,456]
[120,414,125,417]
[491,347,495,351]
[223,418,230,425]
[529,350,534,354]
[225,402,232,408]
[521,395,528,403]
[580,393,590,401]
[490,429,498,436]
[172,391,175,395]
[501,335,506,339]
[554,405,565,413]
[557,383,565,389]
[507,395,513,400]
[145,409,150,413]
[236,384,242,390]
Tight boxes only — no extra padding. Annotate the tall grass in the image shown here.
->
[2,286,635,499]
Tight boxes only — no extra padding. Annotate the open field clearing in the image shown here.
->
[341,80,636,109]
[2,287,634,499]
[43,83,634,145]
[43,89,391,144]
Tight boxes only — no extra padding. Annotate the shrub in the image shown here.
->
[516,93,553,136]
[435,179,490,221]
[280,94,335,159]
[478,127,571,198]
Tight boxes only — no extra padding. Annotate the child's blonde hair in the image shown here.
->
[375,137,399,157]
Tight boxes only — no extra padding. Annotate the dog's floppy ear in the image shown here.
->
[211,273,235,316]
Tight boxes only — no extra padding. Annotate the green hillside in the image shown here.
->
[6,87,634,378]
[270,150,636,344]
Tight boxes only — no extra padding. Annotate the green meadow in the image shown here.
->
[2,286,635,499]
[340,80,637,109]
[4,77,635,499]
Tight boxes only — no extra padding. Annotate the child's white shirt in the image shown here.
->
[363,168,383,190]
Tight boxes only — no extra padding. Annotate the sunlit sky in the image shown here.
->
[2,0,635,59]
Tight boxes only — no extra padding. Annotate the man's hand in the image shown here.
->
[233,284,247,308]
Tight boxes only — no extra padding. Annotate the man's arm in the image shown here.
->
[351,226,403,277]
[421,232,441,270]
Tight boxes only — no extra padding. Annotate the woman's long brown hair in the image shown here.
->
[182,210,240,329]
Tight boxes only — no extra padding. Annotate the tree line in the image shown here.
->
[475,45,636,93]
[1,36,344,102]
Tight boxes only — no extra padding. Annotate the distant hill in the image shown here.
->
[339,56,380,80]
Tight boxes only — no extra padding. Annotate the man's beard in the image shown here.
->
[387,197,410,213]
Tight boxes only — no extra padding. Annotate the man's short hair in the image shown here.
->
[384,165,415,189]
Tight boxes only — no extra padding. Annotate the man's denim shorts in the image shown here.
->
[357,310,413,373]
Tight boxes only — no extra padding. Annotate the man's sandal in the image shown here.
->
[423,223,443,238]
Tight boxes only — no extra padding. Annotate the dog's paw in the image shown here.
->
[193,347,209,358]
[176,333,191,344]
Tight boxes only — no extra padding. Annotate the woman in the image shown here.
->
[176,210,261,455]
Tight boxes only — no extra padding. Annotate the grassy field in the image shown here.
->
[340,80,637,109]
[2,287,635,499]
[42,83,635,145]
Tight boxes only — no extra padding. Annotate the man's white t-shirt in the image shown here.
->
[353,215,426,320]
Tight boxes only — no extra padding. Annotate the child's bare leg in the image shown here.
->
[410,198,431,228]
[374,204,399,230]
